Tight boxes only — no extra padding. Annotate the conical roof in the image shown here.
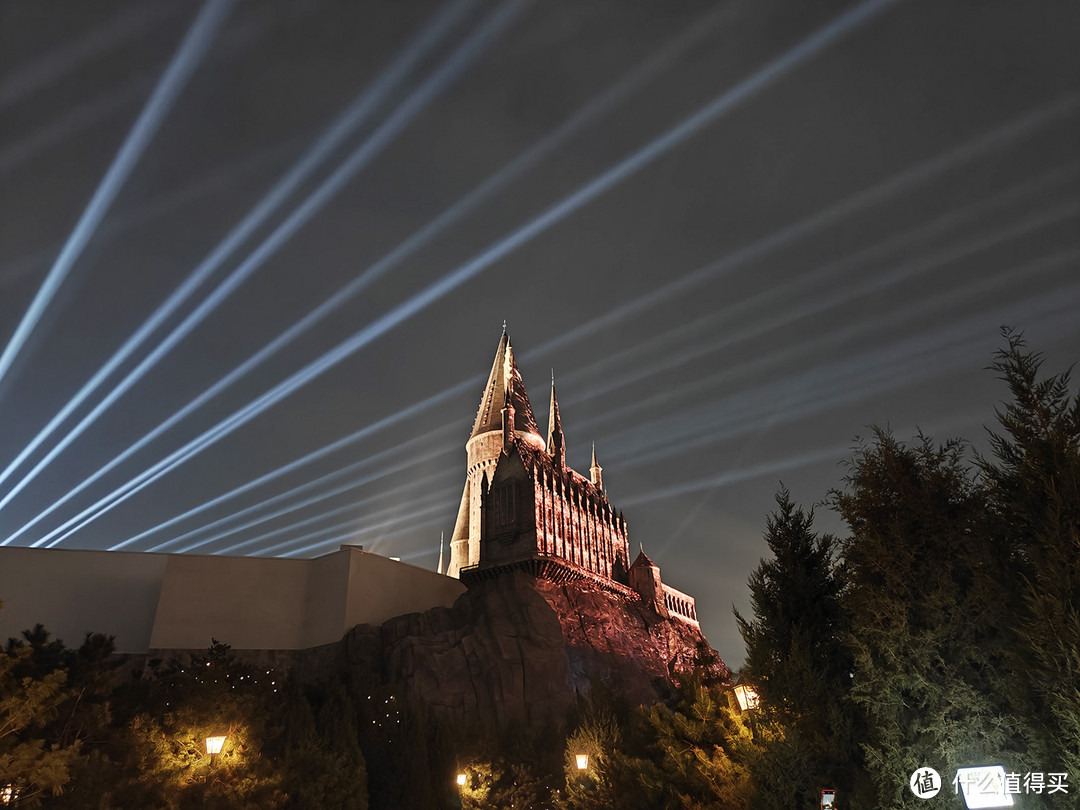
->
[547,375,565,466]
[630,547,657,570]
[470,331,542,439]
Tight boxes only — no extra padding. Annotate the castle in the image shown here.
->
[445,330,699,626]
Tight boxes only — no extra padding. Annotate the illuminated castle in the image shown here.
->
[446,331,699,626]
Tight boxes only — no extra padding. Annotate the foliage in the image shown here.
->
[0,623,116,807]
[735,488,867,808]
[831,429,1014,805]
[979,329,1080,780]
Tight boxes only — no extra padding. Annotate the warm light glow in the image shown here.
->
[576,753,589,771]
[205,735,226,755]
[1,785,16,805]
[733,683,760,711]
[456,772,467,786]
[955,766,1014,809]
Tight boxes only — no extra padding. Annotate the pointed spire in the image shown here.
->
[437,531,445,575]
[547,373,565,468]
[470,328,541,440]
[589,441,603,490]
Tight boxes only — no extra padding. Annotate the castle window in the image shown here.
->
[490,482,516,534]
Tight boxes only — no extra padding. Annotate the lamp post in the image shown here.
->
[456,772,467,787]
[575,753,589,771]
[732,679,760,740]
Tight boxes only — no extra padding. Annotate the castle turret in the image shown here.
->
[629,547,669,618]
[589,442,603,490]
[547,374,565,469]
[447,330,544,577]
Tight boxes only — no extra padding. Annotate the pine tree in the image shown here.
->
[735,488,864,808]
[832,430,1018,808]
[980,329,1080,780]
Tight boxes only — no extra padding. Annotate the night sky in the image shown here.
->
[1,0,1077,667]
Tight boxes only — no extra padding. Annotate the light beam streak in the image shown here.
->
[609,281,1080,469]
[27,0,735,544]
[0,0,481,511]
[105,375,482,552]
[0,4,180,111]
[168,447,456,555]
[2,137,303,289]
[0,76,154,178]
[228,490,458,559]
[521,91,1080,365]
[10,0,528,547]
[620,443,853,507]
[281,508,454,559]
[582,245,1080,443]
[568,195,1080,410]
[21,0,896,548]
[0,0,235,392]
[559,160,1080,396]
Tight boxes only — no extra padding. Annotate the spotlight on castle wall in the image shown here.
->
[733,683,760,712]
[205,735,226,755]
[576,754,589,771]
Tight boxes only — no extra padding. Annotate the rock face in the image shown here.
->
[338,571,727,735]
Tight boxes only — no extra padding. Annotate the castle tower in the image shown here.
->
[629,548,670,618]
[547,375,565,469]
[589,442,603,491]
[447,331,545,577]
[443,331,698,628]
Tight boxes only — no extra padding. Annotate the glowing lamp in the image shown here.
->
[456,773,467,786]
[575,754,589,771]
[955,766,1013,809]
[733,683,760,712]
[205,735,226,755]
[1,785,16,805]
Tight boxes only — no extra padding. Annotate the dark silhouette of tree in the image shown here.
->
[735,488,866,808]
[979,329,1080,781]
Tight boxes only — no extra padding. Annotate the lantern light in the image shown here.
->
[576,753,589,771]
[205,735,226,755]
[733,682,760,712]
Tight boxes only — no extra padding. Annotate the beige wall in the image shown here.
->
[0,546,465,655]
[0,547,169,653]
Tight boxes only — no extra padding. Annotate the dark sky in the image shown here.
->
[1,0,1077,666]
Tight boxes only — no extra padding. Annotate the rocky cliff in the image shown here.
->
[335,571,727,735]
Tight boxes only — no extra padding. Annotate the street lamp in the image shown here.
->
[733,682,760,712]
[456,772,467,787]
[732,678,760,741]
[575,753,589,771]
[205,735,226,756]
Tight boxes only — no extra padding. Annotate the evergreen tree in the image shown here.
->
[832,429,1018,808]
[980,329,1080,780]
[614,672,755,810]
[735,488,865,808]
